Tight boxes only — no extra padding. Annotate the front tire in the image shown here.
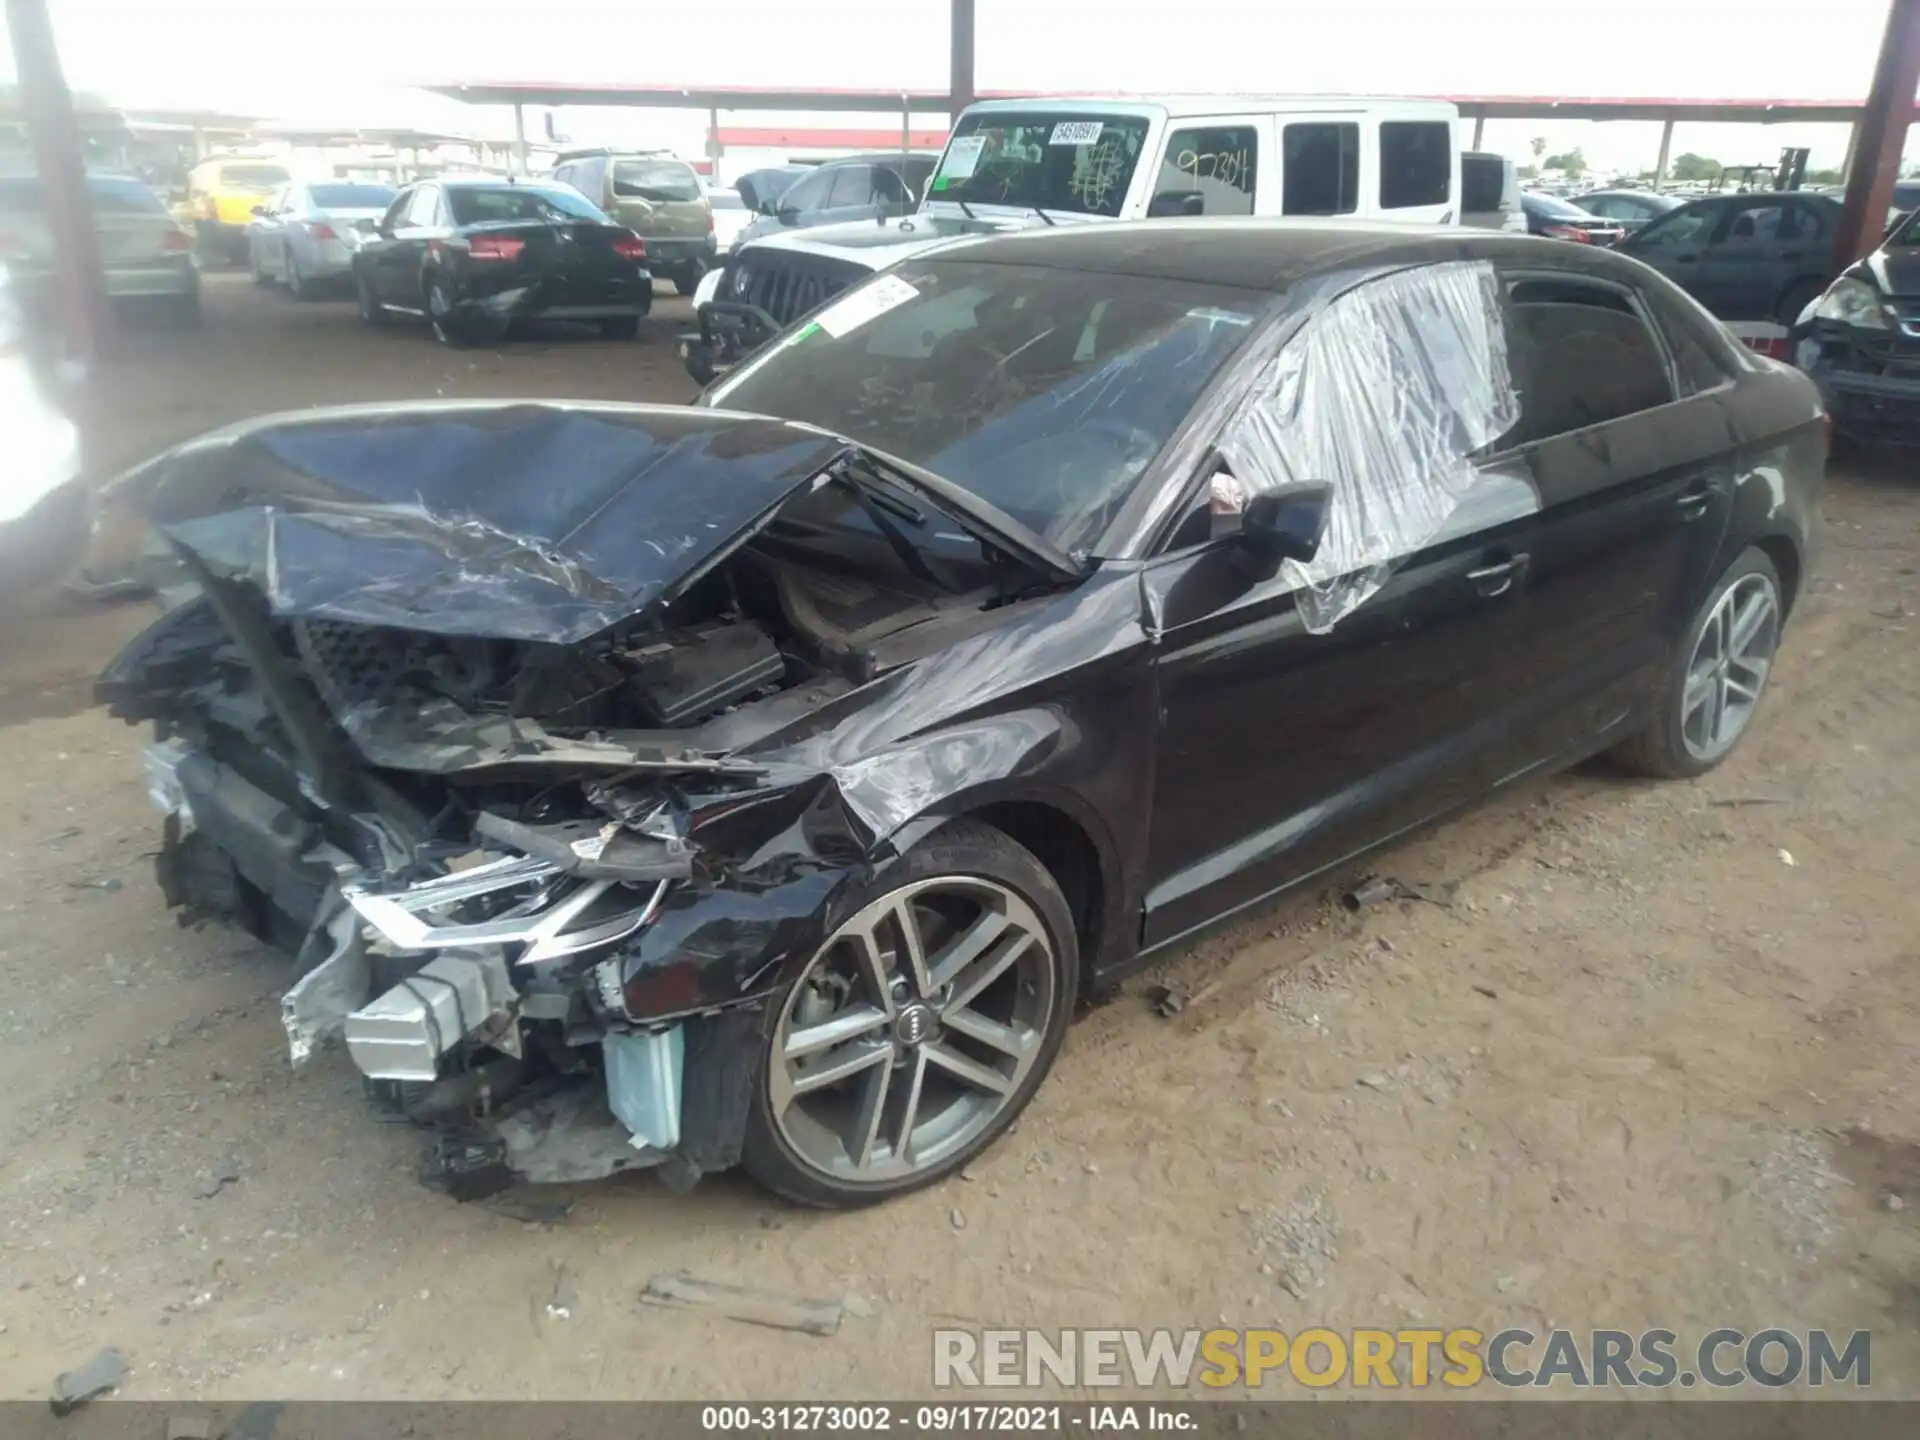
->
[740,819,1078,1207]
[1611,547,1785,779]
[355,268,389,327]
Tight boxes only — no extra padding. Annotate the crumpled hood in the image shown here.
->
[1858,242,1920,298]
[138,400,848,644]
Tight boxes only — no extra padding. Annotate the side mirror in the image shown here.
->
[250,205,269,218]
[777,204,801,224]
[1148,190,1206,219]
[1238,483,1333,573]
[756,197,779,217]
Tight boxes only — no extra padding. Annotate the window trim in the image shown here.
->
[1487,266,1685,458]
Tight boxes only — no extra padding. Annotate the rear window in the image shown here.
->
[0,175,165,214]
[612,159,700,202]
[1524,191,1598,220]
[1380,121,1451,209]
[1461,155,1512,213]
[219,164,290,188]
[448,185,609,226]
[308,183,395,209]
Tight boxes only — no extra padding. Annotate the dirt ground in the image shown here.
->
[0,273,1916,1404]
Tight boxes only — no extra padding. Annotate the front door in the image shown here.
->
[1693,196,1792,321]
[374,184,445,309]
[1619,201,1723,307]
[1140,260,1538,949]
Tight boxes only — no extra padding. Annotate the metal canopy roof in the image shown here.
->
[420,81,1875,125]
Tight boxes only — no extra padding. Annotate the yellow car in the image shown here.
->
[184,156,291,264]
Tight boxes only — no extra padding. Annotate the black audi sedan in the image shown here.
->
[351,178,652,345]
[99,222,1824,1208]
[1790,207,1920,447]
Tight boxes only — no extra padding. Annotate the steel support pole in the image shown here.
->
[511,102,528,175]
[1653,118,1675,191]
[1832,0,1920,269]
[950,0,976,118]
[5,0,107,361]
[1470,114,1485,150]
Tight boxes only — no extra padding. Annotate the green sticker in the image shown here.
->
[931,177,951,192]
[794,322,822,341]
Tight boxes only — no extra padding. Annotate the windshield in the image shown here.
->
[309,183,395,209]
[927,111,1151,218]
[1888,209,1920,247]
[219,164,290,189]
[449,185,609,226]
[613,159,701,202]
[710,259,1264,552]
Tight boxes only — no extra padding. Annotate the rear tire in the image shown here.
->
[1610,547,1785,780]
[599,315,641,341]
[739,818,1078,1208]
[670,265,704,296]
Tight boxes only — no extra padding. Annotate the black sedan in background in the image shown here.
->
[1617,191,1843,329]
[1520,191,1626,245]
[353,179,652,345]
[102,223,1824,1208]
[1792,208,1920,446]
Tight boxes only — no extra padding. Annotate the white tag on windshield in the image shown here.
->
[815,274,919,338]
[940,135,986,180]
[1049,121,1104,146]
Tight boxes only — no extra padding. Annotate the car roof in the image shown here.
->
[925,218,1613,294]
[960,95,1458,121]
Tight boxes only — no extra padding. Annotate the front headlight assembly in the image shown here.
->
[1814,278,1890,330]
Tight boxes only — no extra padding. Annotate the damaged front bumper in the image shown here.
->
[135,732,849,1199]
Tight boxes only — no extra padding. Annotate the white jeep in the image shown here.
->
[681,94,1463,384]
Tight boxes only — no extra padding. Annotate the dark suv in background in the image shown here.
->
[731,152,937,249]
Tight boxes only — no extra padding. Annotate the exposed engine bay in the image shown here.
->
[98,401,1075,1199]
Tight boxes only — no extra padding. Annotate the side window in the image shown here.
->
[1720,200,1786,247]
[1156,125,1258,216]
[1643,286,1734,395]
[780,169,834,213]
[1581,196,1620,219]
[1630,205,1716,251]
[1283,123,1359,216]
[401,186,438,226]
[1504,277,1676,444]
[577,157,607,199]
[1379,121,1451,209]
[380,190,413,232]
[826,165,875,209]
[871,167,910,206]
[1785,201,1831,240]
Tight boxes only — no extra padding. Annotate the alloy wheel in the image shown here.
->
[768,876,1058,1185]
[1681,571,1780,762]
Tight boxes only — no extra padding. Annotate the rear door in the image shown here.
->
[1148,117,1268,218]
[1376,117,1457,224]
[1493,267,1736,771]
[373,184,443,307]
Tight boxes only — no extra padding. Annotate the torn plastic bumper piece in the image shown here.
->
[344,948,518,1083]
[280,901,369,1069]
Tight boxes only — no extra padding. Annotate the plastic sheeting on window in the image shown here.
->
[1218,259,1522,633]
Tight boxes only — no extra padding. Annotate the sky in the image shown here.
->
[0,0,1908,172]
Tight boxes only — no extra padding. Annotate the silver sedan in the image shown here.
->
[247,181,398,300]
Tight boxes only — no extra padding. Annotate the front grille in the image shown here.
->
[728,251,871,328]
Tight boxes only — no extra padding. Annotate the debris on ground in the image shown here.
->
[483,1193,574,1226]
[543,1260,576,1322]
[49,1347,129,1415]
[1147,985,1186,1017]
[640,1273,843,1337]
[64,877,122,892]
[951,1207,967,1230]
[1887,1194,1905,1212]
[1251,1187,1339,1303]
[1341,876,1456,911]
[1778,849,1798,867]
[191,1162,240,1200]
[1471,985,1499,1000]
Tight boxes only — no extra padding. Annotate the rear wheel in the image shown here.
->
[427,277,467,347]
[1611,547,1784,779]
[599,315,641,341]
[740,819,1077,1207]
[670,264,705,296]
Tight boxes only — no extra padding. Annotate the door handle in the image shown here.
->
[1467,551,1530,598]
[1676,482,1714,521]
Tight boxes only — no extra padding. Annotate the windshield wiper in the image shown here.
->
[850,446,1083,584]
[1030,205,1058,227]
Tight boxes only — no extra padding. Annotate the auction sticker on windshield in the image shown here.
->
[1050,120,1105,145]
[940,135,986,180]
[815,274,919,338]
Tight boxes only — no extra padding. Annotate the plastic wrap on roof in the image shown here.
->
[1220,259,1522,633]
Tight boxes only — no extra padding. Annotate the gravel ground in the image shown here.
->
[0,273,1916,1404]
